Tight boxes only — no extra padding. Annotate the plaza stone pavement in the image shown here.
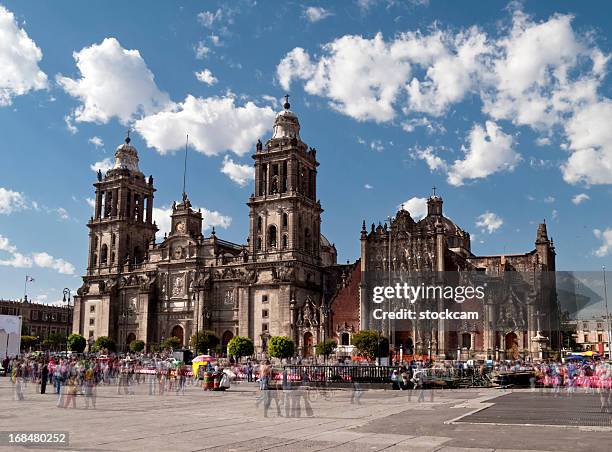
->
[0,378,611,452]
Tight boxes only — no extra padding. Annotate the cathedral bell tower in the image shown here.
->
[87,133,157,275]
[247,96,322,263]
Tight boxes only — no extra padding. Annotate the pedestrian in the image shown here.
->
[41,362,49,394]
[246,360,253,383]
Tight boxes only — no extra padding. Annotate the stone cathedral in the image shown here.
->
[73,96,561,360]
[73,98,349,355]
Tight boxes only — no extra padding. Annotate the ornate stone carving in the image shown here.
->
[171,274,184,297]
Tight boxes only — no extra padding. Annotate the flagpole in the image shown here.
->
[23,275,27,301]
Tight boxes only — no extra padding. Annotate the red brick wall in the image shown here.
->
[330,261,361,340]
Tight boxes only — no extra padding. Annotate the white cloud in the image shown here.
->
[197,8,234,30]
[593,228,612,257]
[572,193,589,205]
[55,207,69,220]
[153,205,231,239]
[275,10,612,190]
[195,69,218,86]
[535,137,551,146]
[221,155,254,187]
[482,11,600,131]
[552,209,559,220]
[399,197,427,220]
[194,41,211,59]
[401,117,446,134]
[210,35,221,47]
[476,211,503,233]
[304,7,333,23]
[543,196,555,203]
[88,136,104,148]
[32,252,75,274]
[447,121,520,186]
[364,183,374,190]
[0,5,48,106]
[64,115,77,134]
[0,187,28,214]
[412,146,448,172]
[0,234,74,274]
[277,34,412,122]
[86,197,95,209]
[370,140,384,152]
[198,10,221,28]
[134,94,275,156]
[277,27,488,122]
[562,100,612,185]
[90,158,114,174]
[57,37,170,124]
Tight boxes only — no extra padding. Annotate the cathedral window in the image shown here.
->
[92,253,97,267]
[282,234,288,249]
[282,161,288,192]
[304,228,311,253]
[268,225,277,248]
[257,216,263,233]
[134,194,140,221]
[262,323,268,332]
[126,190,132,217]
[100,244,108,264]
[111,233,116,246]
[90,305,95,313]
[282,213,288,229]
[462,333,471,349]
[110,252,115,263]
[262,295,268,303]
[262,309,269,319]
[257,237,262,250]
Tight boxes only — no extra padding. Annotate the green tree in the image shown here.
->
[315,339,337,360]
[268,336,295,361]
[190,331,220,355]
[129,339,146,352]
[227,336,254,359]
[93,336,116,353]
[44,332,66,351]
[161,336,182,351]
[351,330,389,360]
[67,333,86,353]
[21,335,39,351]
[149,343,160,353]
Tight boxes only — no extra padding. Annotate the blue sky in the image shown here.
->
[1,0,612,307]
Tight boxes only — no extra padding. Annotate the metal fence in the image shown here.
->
[281,365,394,383]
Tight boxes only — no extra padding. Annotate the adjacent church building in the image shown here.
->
[73,98,560,360]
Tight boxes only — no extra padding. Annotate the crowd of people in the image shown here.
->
[2,352,222,407]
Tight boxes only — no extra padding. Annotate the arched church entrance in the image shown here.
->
[505,332,519,359]
[222,330,234,350]
[171,325,184,346]
[126,332,136,346]
[303,332,313,356]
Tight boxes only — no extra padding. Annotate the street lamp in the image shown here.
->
[62,288,71,305]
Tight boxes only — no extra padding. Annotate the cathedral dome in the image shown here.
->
[114,134,141,173]
[271,95,301,140]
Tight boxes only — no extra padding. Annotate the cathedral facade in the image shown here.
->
[72,98,560,361]
[359,196,561,361]
[72,98,349,355]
